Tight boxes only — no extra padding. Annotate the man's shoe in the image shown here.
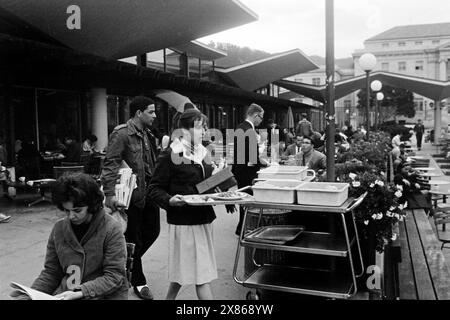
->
[133,285,154,300]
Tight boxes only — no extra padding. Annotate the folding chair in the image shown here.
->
[126,243,136,287]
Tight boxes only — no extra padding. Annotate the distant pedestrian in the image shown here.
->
[414,119,425,151]
[295,113,313,138]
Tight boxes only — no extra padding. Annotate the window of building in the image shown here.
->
[414,99,424,111]
[398,41,406,47]
[432,40,440,45]
[398,61,406,71]
[415,41,423,45]
[312,78,321,86]
[415,61,424,71]
[382,43,389,48]
[381,62,389,71]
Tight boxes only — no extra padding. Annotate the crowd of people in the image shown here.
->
[9,93,433,300]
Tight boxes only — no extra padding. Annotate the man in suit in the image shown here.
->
[232,103,264,236]
[295,136,327,172]
[282,135,303,159]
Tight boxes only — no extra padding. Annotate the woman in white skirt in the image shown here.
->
[148,109,217,300]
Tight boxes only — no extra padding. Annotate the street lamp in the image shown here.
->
[371,80,383,130]
[376,92,384,131]
[359,53,377,135]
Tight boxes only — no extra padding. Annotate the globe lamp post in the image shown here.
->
[359,53,377,135]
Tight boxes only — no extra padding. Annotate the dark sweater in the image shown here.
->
[148,148,216,225]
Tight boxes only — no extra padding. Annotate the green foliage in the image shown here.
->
[357,84,415,119]
[335,131,406,252]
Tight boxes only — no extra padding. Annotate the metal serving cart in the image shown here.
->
[232,192,367,300]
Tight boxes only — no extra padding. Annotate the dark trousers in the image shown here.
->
[416,134,423,149]
[125,201,160,287]
[234,168,257,234]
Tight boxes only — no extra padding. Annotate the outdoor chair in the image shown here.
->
[53,165,85,179]
[433,212,450,250]
[126,243,136,286]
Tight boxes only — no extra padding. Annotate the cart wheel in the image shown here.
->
[246,291,260,300]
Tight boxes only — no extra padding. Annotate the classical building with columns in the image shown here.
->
[353,22,450,127]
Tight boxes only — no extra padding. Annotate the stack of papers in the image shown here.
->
[115,161,137,209]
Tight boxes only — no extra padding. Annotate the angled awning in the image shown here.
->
[170,41,227,61]
[275,71,450,103]
[215,49,319,91]
[0,0,257,59]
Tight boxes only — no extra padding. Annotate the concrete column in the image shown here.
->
[434,100,442,145]
[91,88,108,152]
[440,59,447,81]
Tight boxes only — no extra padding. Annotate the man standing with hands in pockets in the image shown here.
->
[101,96,160,300]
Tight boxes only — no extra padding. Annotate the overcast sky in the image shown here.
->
[199,0,450,58]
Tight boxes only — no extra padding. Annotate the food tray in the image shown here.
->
[253,180,304,204]
[257,166,311,181]
[296,182,349,207]
[183,192,254,206]
[244,225,305,245]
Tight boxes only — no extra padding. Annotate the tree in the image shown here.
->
[357,84,415,123]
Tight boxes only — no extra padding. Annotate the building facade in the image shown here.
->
[353,22,450,127]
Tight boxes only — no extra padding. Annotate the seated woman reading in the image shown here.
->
[29,173,129,300]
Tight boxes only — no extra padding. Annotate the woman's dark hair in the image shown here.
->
[87,134,98,142]
[178,109,207,130]
[52,173,104,214]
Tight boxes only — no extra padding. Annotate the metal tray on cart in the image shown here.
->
[244,225,305,245]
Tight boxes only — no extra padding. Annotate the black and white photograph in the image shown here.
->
[1,0,450,312]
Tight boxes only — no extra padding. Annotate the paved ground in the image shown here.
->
[0,194,250,300]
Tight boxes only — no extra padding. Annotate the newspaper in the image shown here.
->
[114,161,137,209]
[9,282,63,300]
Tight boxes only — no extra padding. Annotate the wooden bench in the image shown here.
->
[397,208,450,299]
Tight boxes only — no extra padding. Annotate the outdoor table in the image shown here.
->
[419,172,443,180]
[7,179,56,207]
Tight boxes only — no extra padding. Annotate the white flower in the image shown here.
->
[390,206,396,211]
[391,233,398,241]
[399,215,404,221]
[349,173,357,180]
[396,185,403,191]
[371,214,377,220]
[398,204,404,211]
[404,202,408,209]
[376,213,383,220]
[364,220,369,225]
[386,211,393,217]
[402,179,410,186]
[352,181,361,187]
[395,190,403,198]
[394,213,400,219]
[370,183,375,188]
[415,183,420,189]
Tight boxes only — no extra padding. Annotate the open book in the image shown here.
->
[9,282,62,300]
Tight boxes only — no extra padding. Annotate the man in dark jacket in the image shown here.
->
[232,103,264,236]
[101,96,159,300]
[414,119,425,151]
